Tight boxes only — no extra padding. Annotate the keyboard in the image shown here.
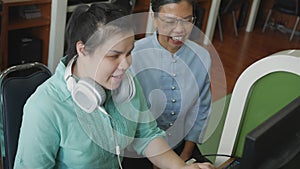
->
[222,159,241,169]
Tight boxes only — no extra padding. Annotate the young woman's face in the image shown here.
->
[153,1,194,53]
[83,32,134,90]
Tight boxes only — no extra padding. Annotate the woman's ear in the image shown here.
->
[76,41,86,56]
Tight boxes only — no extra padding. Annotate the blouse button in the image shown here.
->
[172,59,177,63]
[171,86,176,90]
[169,122,173,126]
[171,99,176,103]
[172,73,177,77]
[171,111,176,115]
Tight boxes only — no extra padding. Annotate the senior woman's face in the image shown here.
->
[87,32,134,90]
[153,1,194,53]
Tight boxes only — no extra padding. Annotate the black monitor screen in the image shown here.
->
[240,96,300,169]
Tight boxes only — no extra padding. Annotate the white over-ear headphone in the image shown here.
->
[64,56,136,113]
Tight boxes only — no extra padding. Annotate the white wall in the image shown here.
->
[48,0,67,73]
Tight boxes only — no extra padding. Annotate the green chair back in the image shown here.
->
[199,50,300,166]
[234,71,300,157]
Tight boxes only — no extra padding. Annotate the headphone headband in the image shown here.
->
[64,56,78,91]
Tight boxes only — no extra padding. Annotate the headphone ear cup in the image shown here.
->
[112,73,136,103]
[72,77,106,113]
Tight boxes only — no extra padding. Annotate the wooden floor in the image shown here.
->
[209,24,300,101]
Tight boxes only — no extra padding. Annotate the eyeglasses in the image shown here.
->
[157,15,196,28]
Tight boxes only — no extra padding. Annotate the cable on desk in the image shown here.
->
[202,153,239,159]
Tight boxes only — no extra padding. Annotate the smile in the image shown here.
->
[171,36,183,41]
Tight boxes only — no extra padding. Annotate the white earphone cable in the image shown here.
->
[97,106,123,169]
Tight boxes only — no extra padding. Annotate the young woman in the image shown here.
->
[13,3,215,169]
[126,0,213,168]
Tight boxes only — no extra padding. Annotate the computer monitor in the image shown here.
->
[239,96,300,169]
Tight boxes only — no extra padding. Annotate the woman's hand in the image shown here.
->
[180,151,191,162]
[146,138,217,169]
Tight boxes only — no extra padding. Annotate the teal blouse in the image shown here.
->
[14,57,165,169]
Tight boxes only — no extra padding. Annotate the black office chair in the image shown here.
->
[217,0,249,41]
[262,0,300,41]
[0,62,51,169]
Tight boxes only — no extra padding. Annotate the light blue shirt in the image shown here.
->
[130,33,212,147]
[13,57,165,169]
